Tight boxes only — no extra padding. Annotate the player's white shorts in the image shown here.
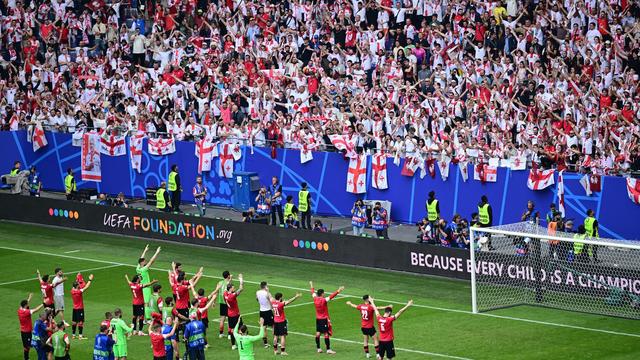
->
[54,295,65,311]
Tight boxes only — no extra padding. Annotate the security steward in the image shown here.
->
[477,195,493,249]
[10,160,21,175]
[156,181,171,212]
[283,195,298,227]
[426,191,440,239]
[572,225,589,262]
[168,165,182,212]
[64,168,77,200]
[584,209,599,262]
[298,182,311,230]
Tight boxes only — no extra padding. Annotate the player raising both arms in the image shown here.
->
[346,295,392,359]
[217,270,232,338]
[18,293,44,360]
[71,273,94,339]
[224,273,244,350]
[136,245,161,322]
[36,270,55,313]
[309,281,344,355]
[150,317,178,360]
[271,292,302,356]
[369,298,413,360]
[125,274,158,336]
[191,283,222,348]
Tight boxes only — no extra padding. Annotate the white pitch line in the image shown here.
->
[242,301,316,317]
[0,264,121,286]
[242,324,473,360]
[1,245,639,339]
[64,250,81,254]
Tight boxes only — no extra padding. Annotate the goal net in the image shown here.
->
[469,222,640,319]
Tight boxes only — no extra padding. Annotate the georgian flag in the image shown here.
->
[329,134,357,158]
[557,171,565,217]
[579,174,592,196]
[510,156,527,170]
[459,161,469,182]
[527,169,555,190]
[230,143,242,161]
[129,131,144,173]
[401,156,421,177]
[31,122,48,152]
[9,113,19,131]
[438,156,451,181]
[300,144,314,164]
[425,158,436,179]
[100,133,126,156]
[371,153,388,190]
[474,164,497,183]
[346,154,367,194]
[148,137,176,155]
[627,178,640,205]
[217,142,236,178]
[195,135,216,174]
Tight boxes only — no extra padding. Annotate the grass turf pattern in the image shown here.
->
[0,221,639,359]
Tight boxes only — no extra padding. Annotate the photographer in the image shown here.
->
[242,208,257,223]
[313,220,328,232]
[255,186,272,217]
[371,202,389,239]
[416,217,432,244]
[456,218,470,249]
[521,201,540,223]
[350,199,366,236]
[113,192,129,208]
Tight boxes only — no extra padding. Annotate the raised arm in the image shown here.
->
[236,274,244,296]
[394,299,413,319]
[81,274,95,291]
[345,300,359,309]
[140,244,150,259]
[284,293,302,306]
[146,247,161,268]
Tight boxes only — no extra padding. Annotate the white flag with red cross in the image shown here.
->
[438,156,451,181]
[129,131,144,173]
[346,154,367,194]
[100,133,126,156]
[217,142,236,178]
[371,153,388,190]
[300,144,314,164]
[31,122,48,152]
[510,156,527,170]
[401,156,421,177]
[148,137,176,156]
[195,135,217,174]
[527,169,555,190]
[627,178,640,205]
[329,134,357,158]
[474,164,497,183]
[557,171,565,217]
[459,161,469,182]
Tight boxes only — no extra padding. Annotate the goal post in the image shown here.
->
[469,222,640,319]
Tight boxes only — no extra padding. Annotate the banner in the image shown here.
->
[100,134,126,156]
[81,132,101,182]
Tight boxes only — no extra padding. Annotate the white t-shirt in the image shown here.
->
[256,289,272,312]
[52,275,64,296]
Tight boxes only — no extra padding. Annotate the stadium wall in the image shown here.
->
[1,131,638,240]
[2,194,640,303]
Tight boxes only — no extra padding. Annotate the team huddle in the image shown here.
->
[17,245,413,359]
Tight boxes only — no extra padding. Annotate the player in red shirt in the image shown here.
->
[101,312,113,329]
[125,274,158,336]
[370,298,413,360]
[150,318,178,360]
[346,295,392,358]
[71,273,94,339]
[309,281,344,354]
[168,262,183,301]
[18,293,44,360]
[271,292,301,356]
[36,270,54,311]
[223,273,244,350]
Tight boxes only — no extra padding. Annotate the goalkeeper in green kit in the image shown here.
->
[234,317,265,360]
[136,245,161,321]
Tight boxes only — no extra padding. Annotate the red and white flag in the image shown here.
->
[31,122,48,152]
[510,156,527,170]
[346,154,367,194]
[9,113,19,131]
[582,155,592,168]
[72,129,84,147]
[230,143,242,161]
[329,134,357,158]
[438,156,451,181]
[300,144,314,164]
[81,132,101,182]
[217,143,236,178]
[371,153,388,190]
[474,164,497,183]
[557,171,565,217]
[195,135,216,174]
[401,156,421,177]
[100,133,126,156]
[425,158,436,179]
[579,174,592,196]
[148,137,176,155]
[129,131,144,173]
[627,178,640,205]
[527,169,555,190]
[459,161,469,182]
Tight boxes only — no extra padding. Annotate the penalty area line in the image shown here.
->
[0,245,639,339]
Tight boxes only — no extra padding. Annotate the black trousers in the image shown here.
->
[375,228,389,239]
[171,190,181,211]
[271,205,283,226]
[300,211,311,229]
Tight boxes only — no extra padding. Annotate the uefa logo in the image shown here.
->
[48,208,80,220]
[292,239,329,252]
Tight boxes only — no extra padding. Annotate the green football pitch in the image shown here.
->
[1,221,639,360]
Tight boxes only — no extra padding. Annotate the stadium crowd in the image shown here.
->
[0,0,639,175]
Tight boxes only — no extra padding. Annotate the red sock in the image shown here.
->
[364,345,369,353]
